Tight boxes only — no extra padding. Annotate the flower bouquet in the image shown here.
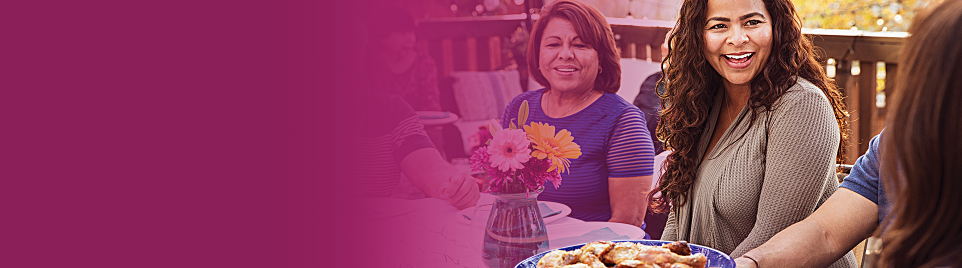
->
[468,100,581,268]
[470,100,582,194]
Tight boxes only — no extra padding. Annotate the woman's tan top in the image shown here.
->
[661,78,857,267]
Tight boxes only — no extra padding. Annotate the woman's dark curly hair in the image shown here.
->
[649,0,850,213]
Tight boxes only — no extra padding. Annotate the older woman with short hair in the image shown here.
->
[500,0,655,229]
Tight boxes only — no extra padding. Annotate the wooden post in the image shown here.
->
[881,63,898,128]
[836,60,859,164]
[489,36,502,70]
[441,39,455,76]
[652,29,667,62]
[476,37,490,71]
[619,39,632,58]
[857,61,878,156]
[465,37,478,71]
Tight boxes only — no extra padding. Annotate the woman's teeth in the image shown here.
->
[556,68,576,71]
[725,53,754,60]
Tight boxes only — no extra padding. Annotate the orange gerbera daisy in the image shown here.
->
[523,122,581,174]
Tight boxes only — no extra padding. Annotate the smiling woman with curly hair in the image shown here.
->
[651,0,852,264]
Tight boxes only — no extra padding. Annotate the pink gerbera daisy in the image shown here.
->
[487,128,532,172]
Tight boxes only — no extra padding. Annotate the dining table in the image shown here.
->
[356,193,647,268]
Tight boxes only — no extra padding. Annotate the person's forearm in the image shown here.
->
[400,148,457,198]
[608,176,651,227]
[740,220,842,268]
[609,200,646,227]
[740,189,879,267]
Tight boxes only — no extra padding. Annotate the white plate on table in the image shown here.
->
[546,221,647,249]
[416,111,459,126]
[455,201,571,225]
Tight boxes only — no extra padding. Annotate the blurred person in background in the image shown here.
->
[352,92,480,209]
[632,28,674,240]
[874,0,962,266]
[633,28,674,155]
[364,7,450,160]
[343,9,479,210]
[365,7,441,112]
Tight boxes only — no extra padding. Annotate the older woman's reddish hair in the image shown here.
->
[527,0,621,93]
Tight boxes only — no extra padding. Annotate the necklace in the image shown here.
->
[549,90,593,117]
[725,94,738,125]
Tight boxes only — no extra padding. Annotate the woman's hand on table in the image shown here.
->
[400,148,480,209]
[440,172,480,210]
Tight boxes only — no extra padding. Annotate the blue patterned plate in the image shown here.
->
[514,240,735,268]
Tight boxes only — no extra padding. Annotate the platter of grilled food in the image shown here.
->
[515,240,734,268]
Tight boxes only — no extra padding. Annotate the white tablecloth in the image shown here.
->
[358,196,643,267]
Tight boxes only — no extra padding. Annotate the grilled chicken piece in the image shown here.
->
[669,253,707,268]
[537,249,579,268]
[613,259,658,268]
[601,242,642,264]
[635,244,677,265]
[608,243,708,268]
[636,246,707,268]
[662,241,692,256]
[536,250,567,268]
[575,250,607,268]
[579,241,614,257]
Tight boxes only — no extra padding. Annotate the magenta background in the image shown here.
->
[0,1,375,267]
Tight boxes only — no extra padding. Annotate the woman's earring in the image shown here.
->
[598,68,603,74]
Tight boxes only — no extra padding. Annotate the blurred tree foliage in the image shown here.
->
[791,0,938,31]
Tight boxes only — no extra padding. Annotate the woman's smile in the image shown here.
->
[552,65,580,76]
[722,52,755,68]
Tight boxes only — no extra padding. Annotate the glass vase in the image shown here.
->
[480,187,549,268]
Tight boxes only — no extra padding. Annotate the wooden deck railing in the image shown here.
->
[805,29,907,162]
[417,15,529,89]
[607,18,674,61]
[416,16,905,164]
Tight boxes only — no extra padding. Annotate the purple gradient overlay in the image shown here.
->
[1,1,378,267]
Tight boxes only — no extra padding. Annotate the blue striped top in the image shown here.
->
[501,89,655,221]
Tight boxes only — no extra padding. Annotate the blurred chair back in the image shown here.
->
[446,70,524,156]
[449,70,523,121]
